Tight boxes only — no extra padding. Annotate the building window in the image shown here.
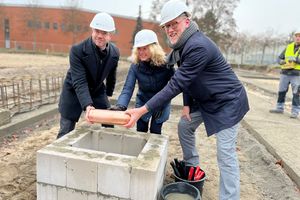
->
[76,25,81,32]
[68,24,74,31]
[27,20,41,29]
[53,22,58,30]
[27,20,33,28]
[84,26,89,32]
[44,22,50,29]
[61,23,66,31]
[36,21,41,28]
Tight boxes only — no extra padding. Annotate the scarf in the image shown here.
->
[167,21,199,65]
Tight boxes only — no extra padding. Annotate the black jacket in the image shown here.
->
[59,37,120,121]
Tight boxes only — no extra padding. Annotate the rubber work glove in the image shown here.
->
[279,59,286,65]
[109,104,127,111]
[287,56,297,63]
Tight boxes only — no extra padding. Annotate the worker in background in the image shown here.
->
[57,12,120,138]
[110,29,174,134]
[123,0,249,199]
[270,30,300,119]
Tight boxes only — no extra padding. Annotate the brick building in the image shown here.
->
[0,5,166,56]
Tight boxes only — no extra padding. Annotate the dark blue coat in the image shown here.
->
[146,31,249,136]
[117,61,174,123]
[59,37,120,121]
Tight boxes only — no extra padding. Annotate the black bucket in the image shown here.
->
[160,182,201,200]
[173,172,206,197]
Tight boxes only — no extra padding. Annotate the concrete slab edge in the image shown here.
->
[241,119,300,188]
[0,106,58,137]
[241,80,291,101]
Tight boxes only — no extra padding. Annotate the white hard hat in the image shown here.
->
[294,30,300,36]
[133,29,158,48]
[90,12,115,32]
[160,0,191,26]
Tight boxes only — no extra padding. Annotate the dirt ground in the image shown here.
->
[0,53,300,200]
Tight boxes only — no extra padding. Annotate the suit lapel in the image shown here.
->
[82,37,98,83]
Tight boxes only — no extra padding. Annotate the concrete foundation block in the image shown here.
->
[36,150,67,187]
[57,187,88,200]
[37,183,58,200]
[37,125,168,200]
[66,157,98,192]
[97,154,132,198]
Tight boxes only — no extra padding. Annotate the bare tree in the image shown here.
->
[62,0,89,44]
[149,0,239,49]
[195,9,221,42]
[131,5,143,45]
[191,0,239,46]
[149,0,168,22]
[219,31,237,60]
[257,29,276,64]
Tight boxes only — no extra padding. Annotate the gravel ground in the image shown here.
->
[0,53,299,200]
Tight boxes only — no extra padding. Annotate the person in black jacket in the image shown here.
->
[57,12,120,138]
[124,1,249,199]
[111,29,174,134]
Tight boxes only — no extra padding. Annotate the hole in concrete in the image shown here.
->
[72,131,147,157]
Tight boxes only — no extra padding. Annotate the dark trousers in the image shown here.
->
[57,116,76,139]
[136,118,163,134]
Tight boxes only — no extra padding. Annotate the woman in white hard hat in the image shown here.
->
[110,29,174,134]
[57,12,120,138]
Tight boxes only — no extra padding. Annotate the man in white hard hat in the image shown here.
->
[57,12,120,138]
[270,30,300,118]
[123,0,249,199]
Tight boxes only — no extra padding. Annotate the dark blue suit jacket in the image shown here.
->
[59,37,119,121]
[146,31,249,136]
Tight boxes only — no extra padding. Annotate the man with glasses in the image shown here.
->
[124,0,249,199]
[57,12,120,138]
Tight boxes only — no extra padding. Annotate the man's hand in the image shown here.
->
[85,105,95,124]
[181,106,191,121]
[288,56,296,63]
[279,59,286,65]
[124,106,148,128]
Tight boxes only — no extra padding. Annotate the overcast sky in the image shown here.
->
[2,0,300,35]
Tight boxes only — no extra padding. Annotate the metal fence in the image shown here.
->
[0,74,65,116]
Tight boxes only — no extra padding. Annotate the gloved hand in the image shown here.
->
[287,56,297,63]
[108,104,127,111]
[279,60,286,65]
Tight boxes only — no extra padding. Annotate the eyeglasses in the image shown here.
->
[162,17,187,31]
[93,29,109,36]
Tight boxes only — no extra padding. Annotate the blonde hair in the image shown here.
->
[131,43,166,66]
